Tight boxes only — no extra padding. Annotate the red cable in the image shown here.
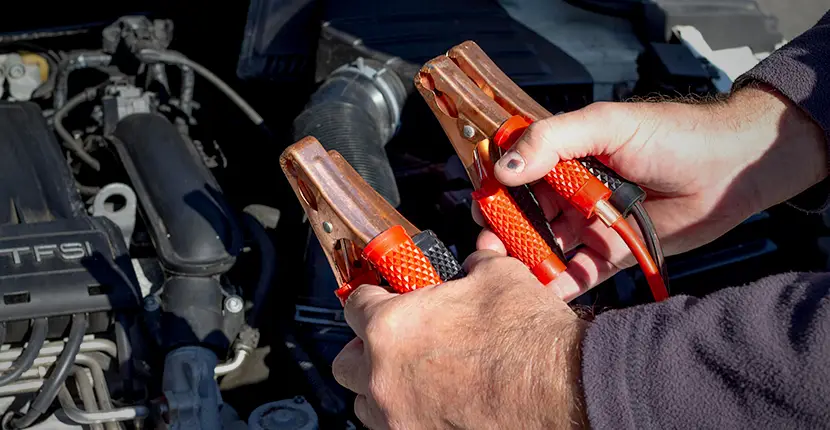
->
[611,218,669,302]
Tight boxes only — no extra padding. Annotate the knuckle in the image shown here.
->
[364,306,398,341]
[475,255,520,275]
[522,122,549,149]
[367,377,390,410]
[584,101,613,117]
[331,353,349,381]
[354,396,371,426]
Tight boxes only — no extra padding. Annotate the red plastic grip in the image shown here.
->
[473,179,566,284]
[361,225,443,294]
[543,163,611,218]
[495,116,612,217]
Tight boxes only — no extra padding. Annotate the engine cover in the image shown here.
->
[0,102,140,341]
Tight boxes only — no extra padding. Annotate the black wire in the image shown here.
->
[9,314,87,429]
[53,85,102,171]
[630,202,670,293]
[241,212,276,328]
[0,319,48,387]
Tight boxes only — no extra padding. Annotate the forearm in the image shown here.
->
[734,11,830,211]
[723,86,826,215]
[581,273,830,429]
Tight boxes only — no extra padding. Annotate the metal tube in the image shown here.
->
[71,358,119,430]
[73,367,105,430]
[74,354,114,412]
[58,385,149,425]
[214,349,249,376]
[0,380,43,396]
[0,339,117,362]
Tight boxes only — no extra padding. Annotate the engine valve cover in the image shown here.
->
[0,102,140,341]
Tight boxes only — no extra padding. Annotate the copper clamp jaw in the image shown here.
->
[280,137,463,303]
[414,41,669,301]
[416,41,618,220]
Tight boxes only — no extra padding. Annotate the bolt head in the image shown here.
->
[7,64,25,79]
[225,296,244,314]
[143,296,160,312]
[322,221,333,233]
[462,125,476,139]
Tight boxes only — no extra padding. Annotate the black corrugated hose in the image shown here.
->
[293,102,400,206]
[292,59,406,207]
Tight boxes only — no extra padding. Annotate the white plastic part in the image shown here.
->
[0,53,42,101]
[92,183,137,247]
[673,25,768,93]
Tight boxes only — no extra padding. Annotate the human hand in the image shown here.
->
[332,251,588,430]
[476,86,826,299]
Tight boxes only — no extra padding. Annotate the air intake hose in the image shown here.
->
[292,58,406,206]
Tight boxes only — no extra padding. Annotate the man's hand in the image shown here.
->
[332,251,588,430]
[478,87,827,299]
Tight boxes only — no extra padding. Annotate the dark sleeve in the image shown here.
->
[735,11,830,211]
[581,273,830,429]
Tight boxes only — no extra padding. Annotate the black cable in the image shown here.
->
[53,85,102,171]
[9,313,87,429]
[0,319,48,387]
[136,49,265,126]
[241,212,276,328]
[630,202,669,292]
[75,182,101,196]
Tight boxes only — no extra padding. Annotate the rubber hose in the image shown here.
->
[241,213,276,328]
[293,102,400,206]
[9,313,87,429]
[54,52,112,110]
[0,319,48,387]
[53,85,102,171]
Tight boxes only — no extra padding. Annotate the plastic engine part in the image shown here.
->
[112,113,242,276]
[0,102,140,341]
[248,397,319,430]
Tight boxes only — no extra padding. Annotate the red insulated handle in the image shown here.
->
[495,116,612,218]
[473,180,566,284]
[361,225,443,295]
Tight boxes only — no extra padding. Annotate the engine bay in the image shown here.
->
[0,1,825,429]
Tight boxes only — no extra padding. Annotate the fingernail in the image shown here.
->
[498,150,526,173]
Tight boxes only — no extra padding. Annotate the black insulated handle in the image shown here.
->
[413,230,465,281]
[579,157,646,216]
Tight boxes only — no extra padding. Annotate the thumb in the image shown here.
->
[343,284,396,339]
[494,103,637,187]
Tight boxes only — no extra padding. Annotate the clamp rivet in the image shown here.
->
[322,221,333,233]
[225,296,244,314]
[462,125,475,139]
